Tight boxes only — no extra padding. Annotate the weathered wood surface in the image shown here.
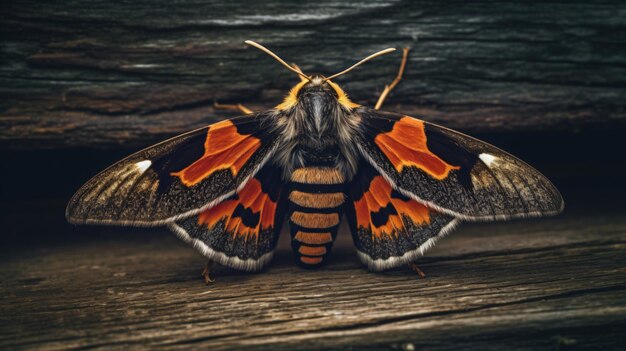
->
[1,200,625,350]
[2,1,626,149]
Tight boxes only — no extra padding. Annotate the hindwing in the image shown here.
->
[169,164,286,271]
[346,162,457,271]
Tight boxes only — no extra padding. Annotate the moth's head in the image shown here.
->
[276,73,359,110]
[244,40,395,111]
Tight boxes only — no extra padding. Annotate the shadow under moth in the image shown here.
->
[67,41,564,283]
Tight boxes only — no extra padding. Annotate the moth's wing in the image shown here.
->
[168,164,287,271]
[354,107,564,221]
[66,112,280,226]
[346,161,458,271]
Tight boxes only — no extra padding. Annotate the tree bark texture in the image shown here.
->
[1,1,625,149]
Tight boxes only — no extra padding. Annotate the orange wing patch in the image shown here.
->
[354,175,431,238]
[172,119,261,186]
[375,117,459,180]
[197,178,277,240]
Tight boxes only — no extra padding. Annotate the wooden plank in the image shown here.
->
[2,1,626,149]
[1,206,624,350]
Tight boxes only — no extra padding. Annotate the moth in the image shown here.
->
[67,41,564,283]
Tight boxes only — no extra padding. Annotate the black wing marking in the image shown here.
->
[354,107,564,221]
[66,112,280,227]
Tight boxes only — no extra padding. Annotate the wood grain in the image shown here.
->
[1,205,624,350]
[2,1,626,149]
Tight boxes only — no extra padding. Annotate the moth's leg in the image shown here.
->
[374,47,410,110]
[201,260,216,285]
[213,62,303,114]
[213,101,254,114]
[408,262,426,279]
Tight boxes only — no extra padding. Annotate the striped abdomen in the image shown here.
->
[287,167,346,267]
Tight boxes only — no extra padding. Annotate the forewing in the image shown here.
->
[346,162,458,271]
[66,113,279,226]
[355,107,564,221]
[168,164,287,271]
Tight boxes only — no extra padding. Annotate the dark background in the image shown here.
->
[1,128,625,245]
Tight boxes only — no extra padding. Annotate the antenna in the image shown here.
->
[245,40,310,81]
[324,47,396,81]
